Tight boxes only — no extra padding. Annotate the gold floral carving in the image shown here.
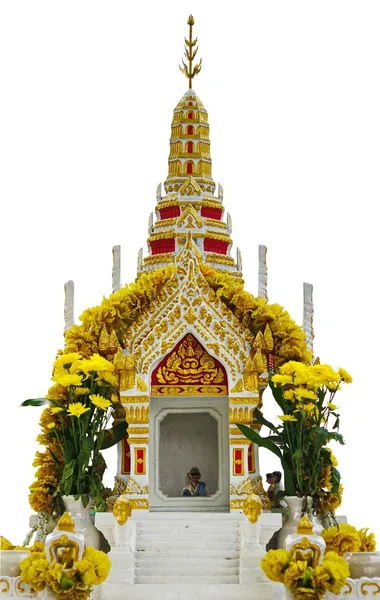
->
[230,499,245,510]
[184,307,197,324]
[114,349,136,391]
[205,254,235,266]
[125,478,149,496]
[230,438,252,446]
[230,477,254,496]
[155,333,225,387]
[243,493,262,524]
[130,499,149,509]
[229,398,258,405]
[177,205,203,228]
[113,496,133,526]
[111,475,128,497]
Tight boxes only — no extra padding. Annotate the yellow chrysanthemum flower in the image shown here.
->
[338,367,352,383]
[47,422,56,429]
[260,549,290,582]
[271,374,294,386]
[322,524,361,555]
[294,388,318,401]
[284,390,295,401]
[53,373,83,387]
[74,557,96,586]
[81,354,114,374]
[283,560,309,591]
[97,371,119,387]
[20,554,50,591]
[359,528,376,552]
[67,403,91,418]
[79,546,111,585]
[327,403,338,411]
[53,352,82,372]
[50,406,64,414]
[278,415,298,422]
[322,552,350,594]
[89,395,111,411]
[74,387,90,396]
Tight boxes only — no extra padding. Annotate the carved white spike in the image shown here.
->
[258,245,268,299]
[156,183,162,203]
[218,182,224,203]
[148,212,153,234]
[236,248,242,272]
[112,245,121,293]
[303,282,314,358]
[137,248,143,273]
[64,280,74,332]
[227,212,232,232]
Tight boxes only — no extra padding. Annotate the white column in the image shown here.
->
[112,245,121,293]
[303,282,314,358]
[64,280,74,331]
[258,245,268,299]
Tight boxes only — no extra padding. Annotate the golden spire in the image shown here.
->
[179,15,202,89]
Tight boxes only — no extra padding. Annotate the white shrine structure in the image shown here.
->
[77,16,315,600]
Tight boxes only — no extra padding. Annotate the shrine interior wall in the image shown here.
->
[159,412,218,497]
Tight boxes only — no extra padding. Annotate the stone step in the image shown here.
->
[137,522,239,529]
[135,548,240,558]
[137,532,239,542]
[134,574,240,584]
[101,582,274,600]
[135,565,239,575]
[136,541,239,550]
[135,557,240,567]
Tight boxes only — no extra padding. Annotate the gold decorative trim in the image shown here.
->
[125,406,149,424]
[130,499,149,510]
[230,438,252,445]
[155,218,178,228]
[149,230,175,241]
[125,478,149,495]
[204,231,232,243]
[128,437,149,445]
[143,254,175,265]
[229,407,253,424]
[230,477,254,496]
[230,499,245,509]
[202,199,223,208]
[205,254,236,266]
[204,219,227,229]
[0,579,10,593]
[361,582,380,596]
[229,427,242,435]
[128,427,149,434]
[122,396,149,403]
[229,397,259,404]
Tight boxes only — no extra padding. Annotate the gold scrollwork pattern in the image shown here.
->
[361,582,380,596]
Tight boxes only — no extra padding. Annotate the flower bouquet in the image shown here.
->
[22,352,128,516]
[238,361,352,514]
[261,548,349,600]
[20,540,111,600]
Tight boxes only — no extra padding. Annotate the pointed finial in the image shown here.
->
[57,512,75,533]
[179,15,202,89]
[296,515,314,535]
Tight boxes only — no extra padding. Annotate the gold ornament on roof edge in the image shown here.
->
[296,515,314,535]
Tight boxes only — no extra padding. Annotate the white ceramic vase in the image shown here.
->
[277,496,323,550]
[0,550,30,576]
[344,552,380,578]
[62,495,101,549]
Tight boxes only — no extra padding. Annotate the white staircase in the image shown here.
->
[134,516,240,584]
[96,510,282,600]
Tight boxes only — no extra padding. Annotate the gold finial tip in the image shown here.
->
[296,515,314,535]
[188,15,194,25]
[57,512,75,533]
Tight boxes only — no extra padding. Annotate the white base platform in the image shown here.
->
[100,582,275,600]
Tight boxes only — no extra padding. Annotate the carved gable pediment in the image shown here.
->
[123,236,251,385]
[177,204,203,229]
[179,176,202,197]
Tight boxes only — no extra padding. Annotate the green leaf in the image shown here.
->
[237,424,283,460]
[268,380,286,412]
[253,408,277,432]
[100,421,128,450]
[21,398,50,407]
[331,466,341,493]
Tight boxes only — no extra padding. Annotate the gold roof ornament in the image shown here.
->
[296,515,314,535]
[179,15,202,89]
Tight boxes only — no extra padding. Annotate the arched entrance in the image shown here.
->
[149,333,230,512]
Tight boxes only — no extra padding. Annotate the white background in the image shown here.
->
[1,1,379,545]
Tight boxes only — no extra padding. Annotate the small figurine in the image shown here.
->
[180,467,208,497]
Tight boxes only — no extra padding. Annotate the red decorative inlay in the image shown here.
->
[151,333,228,396]
[201,207,223,220]
[248,443,255,473]
[233,448,244,476]
[159,206,180,220]
[204,238,229,255]
[150,238,175,255]
[186,162,193,174]
[135,448,145,475]
[121,438,130,475]
[187,125,194,135]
